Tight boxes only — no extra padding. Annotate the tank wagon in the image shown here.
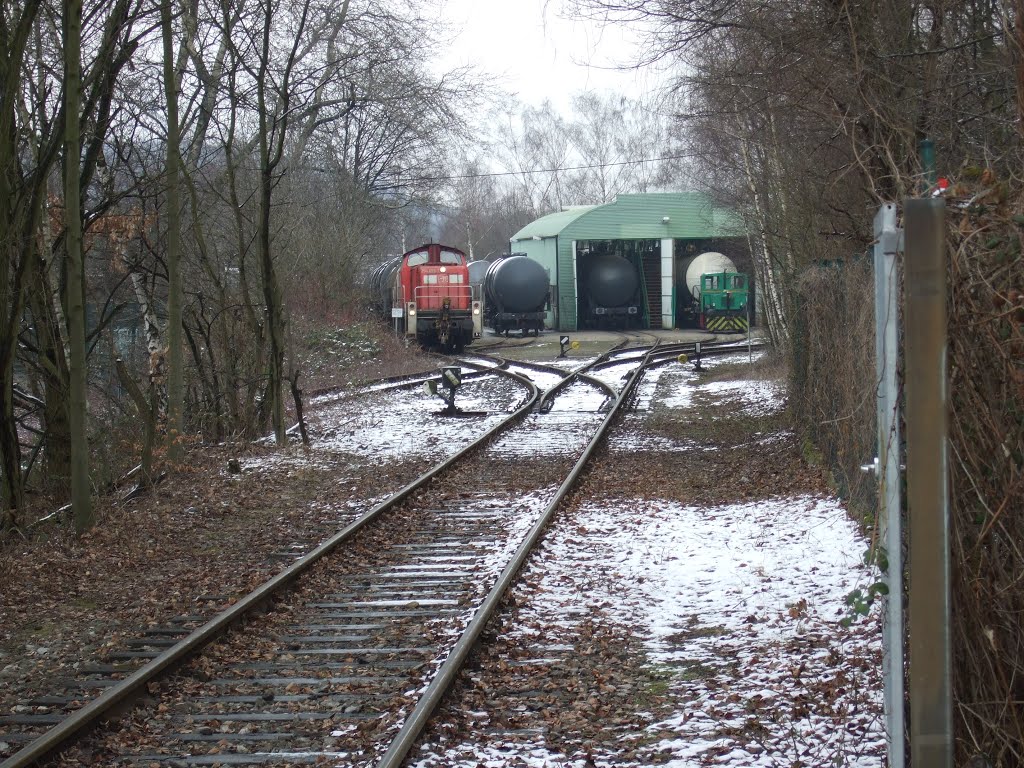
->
[680,251,750,332]
[370,243,482,350]
[483,254,550,336]
[467,259,490,295]
[580,251,640,329]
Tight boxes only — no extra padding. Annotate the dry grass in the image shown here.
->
[946,185,1024,766]
[790,258,877,513]
[790,181,1024,764]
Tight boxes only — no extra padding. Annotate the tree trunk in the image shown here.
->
[26,242,71,493]
[1015,0,1024,137]
[115,357,156,485]
[162,0,184,460]
[183,318,223,440]
[222,86,264,437]
[289,370,309,446]
[64,0,92,533]
[129,268,168,419]
[0,4,41,527]
[0,371,22,529]
[256,0,287,446]
[0,162,42,529]
[258,164,287,446]
[739,132,789,346]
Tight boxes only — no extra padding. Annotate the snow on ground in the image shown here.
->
[633,354,784,416]
[611,357,787,455]
[486,411,605,458]
[506,365,567,392]
[410,487,559,682]
[412,495,884,767]
[244,380,524,473]
[589,360,642,389]
[227,345,877,768]
[409,351,883,768]
[655,352,781,415]
[548,356,598,371]
[669,378,785,417]
[571,496,885,766]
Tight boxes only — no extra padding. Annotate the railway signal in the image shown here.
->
[424,366,484,417]
[437,366,462,414]
[558,336,579,358]
[692,341,705,371]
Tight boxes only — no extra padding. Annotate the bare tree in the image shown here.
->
[1,0,144,527]
[64,0,92,531]
[162,0,184,461]
[568,92,630,203]
[491,93,674,214]
[1,0,486,524]
[0,0,47,524]
[495,102,574,211]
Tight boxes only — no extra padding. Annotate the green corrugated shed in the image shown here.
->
[512,206,598,239]
[510,193,744,330]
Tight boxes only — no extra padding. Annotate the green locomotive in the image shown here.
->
[695,270,750,333]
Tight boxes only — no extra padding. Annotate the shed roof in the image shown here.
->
[510,192,742,242]
[511,206,597,240]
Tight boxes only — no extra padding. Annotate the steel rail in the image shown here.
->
[0,368,542,768]
[469,334,537,350]
[536,369,614,413]
[537,337,764,418]
[306,325,548,401]
[535,339,646,410]
[304,367,451,403]
[309,365,501,405]
[592,338,763,372]
[375,344,665,768]
[647,339,767,367]
[462,351,618,407]
[458,353,558,377]
[5,339,766,767]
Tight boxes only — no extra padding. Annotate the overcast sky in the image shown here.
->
[436,0,661,112]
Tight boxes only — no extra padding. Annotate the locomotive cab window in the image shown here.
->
[439,250,462,265]
[407,252,429,267]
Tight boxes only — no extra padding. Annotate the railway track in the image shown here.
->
[1,339,756,768]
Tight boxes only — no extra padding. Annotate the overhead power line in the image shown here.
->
[406,153,694,183]
[294,152,695,187]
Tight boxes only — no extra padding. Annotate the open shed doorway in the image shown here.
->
[574,240,660,329]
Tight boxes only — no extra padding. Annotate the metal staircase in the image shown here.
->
[642,249,662,328]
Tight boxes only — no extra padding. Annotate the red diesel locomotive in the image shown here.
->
[370,243,482,351]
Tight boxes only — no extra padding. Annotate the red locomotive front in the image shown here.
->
[393,244,481,350]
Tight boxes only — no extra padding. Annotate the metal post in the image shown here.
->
[903,198,952,768]
[571,239,578,332]
[918,139,937,189]
[873,203,904,768]
[747,297,752,363]
[661,237,674,329]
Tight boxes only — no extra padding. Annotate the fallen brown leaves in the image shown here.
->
[0,430,433,758]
